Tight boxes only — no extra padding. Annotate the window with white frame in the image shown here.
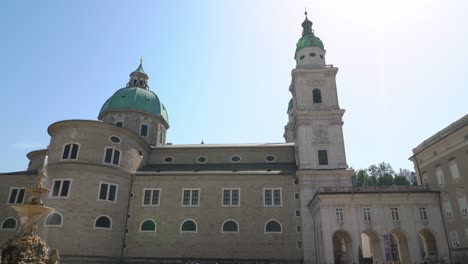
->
[114,120,124,127]
[51,179,71,198]
[180,219,197,233]
[336,208,344,221]
[182,188,200,206]
[140,123,149,137]
[264,188,282,206]
[45,213,62,227]
[443,201,454,219]
[457,195,468,216]
[435,166,445,185]
[418,207,428,221]
[448,159,461,181]
[98,182,118,202]
[450,231,461,248]
[222,188,240,206]
[391,207,400,221]
[362,207,371,221]
[104,147,120,165]
[8,187,25,204]
[62,143,79,160]
[94,215,112,229]
[265,219,282,233]
[1,217,17,230]
[142,188,160,206]
[222,219,239,233]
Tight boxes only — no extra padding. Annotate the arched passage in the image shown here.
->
[390,230,411,264]
[332,230,354,264]
[418,229,438,261]
[360,230,382,264]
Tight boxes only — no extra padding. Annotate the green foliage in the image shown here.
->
[351,162,415,187]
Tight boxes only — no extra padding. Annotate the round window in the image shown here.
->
[164,157,173,163]
[197,156,207,163]
[309,53,316,57]
[231,156,241,162]
[110,136,121,144]
[299,55,305,60]
[265,155,276,162]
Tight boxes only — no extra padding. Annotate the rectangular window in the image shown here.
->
[363,207,371,221]
[296,225,302,232]
[8,187,25,204]
[435,166,445,185]
[336,208,344,221]
[419,207,428,221]
[98,182,118,202]
[295,209,301,217]
[450,231,461,248]
[142,188,160,206]
[115,121,124,127]
[443,201,453,219]
[449,159,461,181]
[457,196,468,216]
[140,124,149,137]
[104,147,120,165]
[297,241,303,248]
[62,143,79,160]
[222,188,240,206]
[264,188,282,206]
[182,188,200,206]
[318,150,328,165]
[294,192,299,200]
[391,207,400,221]
[50,179,71,198]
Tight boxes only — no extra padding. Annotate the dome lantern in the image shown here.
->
[127,57,149,89]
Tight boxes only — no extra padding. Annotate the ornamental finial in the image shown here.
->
[140,56,143,65]
[305,8,308,18]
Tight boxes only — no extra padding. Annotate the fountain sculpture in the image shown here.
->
[0,157,60,264]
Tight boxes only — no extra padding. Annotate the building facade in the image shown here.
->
[1,14,452,264]
[410,114,468,263]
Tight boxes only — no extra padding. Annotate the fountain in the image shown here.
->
[0,156,60,264]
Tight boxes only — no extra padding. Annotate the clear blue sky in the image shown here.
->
[1,0,467,172]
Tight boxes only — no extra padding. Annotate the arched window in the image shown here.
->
[1,217,17,230]
[45,213,62,227]
[265,219,282,233]
[313,89,322,104]
[222,219,239,233]
[62,143,79,160]
[140,219,157,232]
[94,215,112,229]
[104,147,120,165]
[180,219,197,233]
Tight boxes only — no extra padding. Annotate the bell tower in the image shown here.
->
[285,12,352,264]
[285,11,348,171]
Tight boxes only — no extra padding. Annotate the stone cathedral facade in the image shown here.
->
[0,14,454,264]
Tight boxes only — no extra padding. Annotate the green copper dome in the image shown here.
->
[288,98,293,113]
[99,87,169,124]
[296,34,324,51]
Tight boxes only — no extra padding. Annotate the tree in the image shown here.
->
[351,162,416,187]
[393,175,410,186]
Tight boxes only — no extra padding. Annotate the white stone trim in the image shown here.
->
[221,219,240,233]
[181,188,201,207]
[221,188,241,207]
[139,218,157,233]
[196,156,208,164]
[265,155,276,162]
[97,181,119,203]
[103,146,121,166]
[264,219,282,234]
[230,155,241,163]
[60,142,81,161]
[141,188,161,207]
[263,187,282,207]
[49,178,72,199]
[44,212,63,227]
[1,217,17,230]
[109,135,121,144]
[180,219,198,233]
[94,215,112,230]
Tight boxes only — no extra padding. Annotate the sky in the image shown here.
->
[1,0,467,173]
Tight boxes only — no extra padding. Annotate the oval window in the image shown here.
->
[164,157,173,163]
[197,156,207,163]
[265,155,276,162]
[110,136,121,144]
[231,156,241,163]
[309,53,316,57]
[299,55,305,60]
[319,54,324,59]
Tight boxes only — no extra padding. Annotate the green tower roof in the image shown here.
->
[296,11,324,52]
[99,87,169,124]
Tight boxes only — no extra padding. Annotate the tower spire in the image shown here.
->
[302,10,313,36]
[127,58,149,89]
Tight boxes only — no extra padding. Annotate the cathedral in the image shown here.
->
[1,13,457,264]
